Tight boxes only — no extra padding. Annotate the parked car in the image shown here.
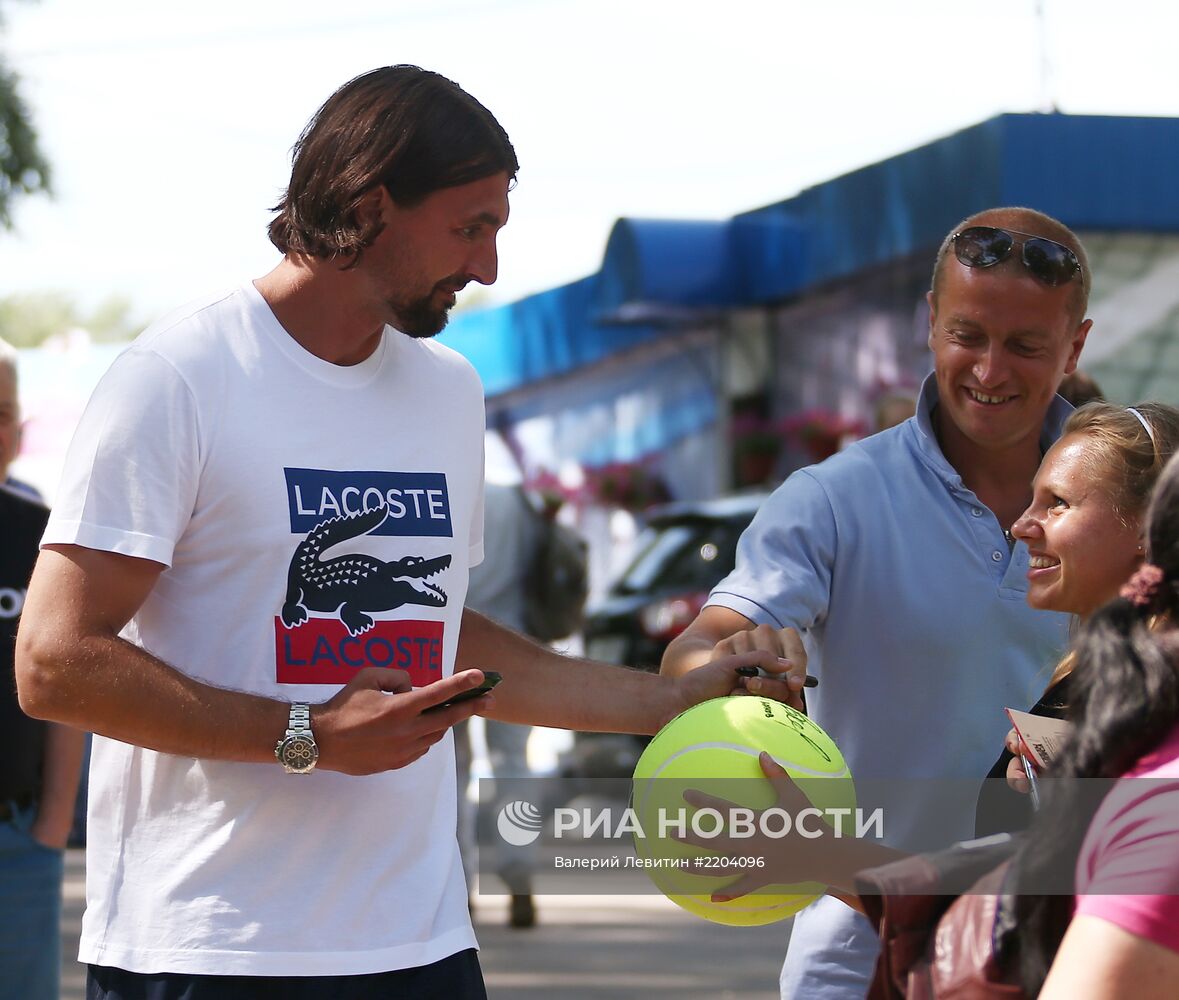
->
[583,491,770,672]
[559,492,769,782]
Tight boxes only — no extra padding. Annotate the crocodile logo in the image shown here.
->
[280,503,450,637]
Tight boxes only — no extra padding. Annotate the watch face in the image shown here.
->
[280,735,319,772]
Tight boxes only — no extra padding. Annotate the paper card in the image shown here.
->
[1005,708,1072,770]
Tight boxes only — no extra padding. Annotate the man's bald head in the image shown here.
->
[930,207,1090,325]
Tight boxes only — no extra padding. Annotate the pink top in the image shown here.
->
[1074,720,1179,954]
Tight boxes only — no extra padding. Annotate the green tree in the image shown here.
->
[0,291,146,347]
[0,2,50,229]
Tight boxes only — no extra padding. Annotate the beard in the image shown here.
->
[390,275,467,339]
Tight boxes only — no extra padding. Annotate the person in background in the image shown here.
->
[871,389,918,433]
[0,337,43,500]
[0,336,90,847]
[1056,367,1104,408]
[457,482,544,928]
[1,337,93,849]
[663,206,1092,998]
[1,474,86,997]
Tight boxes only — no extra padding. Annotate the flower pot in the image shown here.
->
[737,450,777,486]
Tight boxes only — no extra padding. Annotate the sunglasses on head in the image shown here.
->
[951,225,1083,287]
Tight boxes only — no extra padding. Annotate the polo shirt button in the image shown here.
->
[971,508,984,517]
[991,550,1003,562]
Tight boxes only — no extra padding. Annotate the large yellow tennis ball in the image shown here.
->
[631,696,855,926]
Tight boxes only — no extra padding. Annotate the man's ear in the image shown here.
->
[356,187,386,229]
[1062,317,1093,375]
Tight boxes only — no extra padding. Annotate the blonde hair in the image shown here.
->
[1064,401,1179,530]
[1045,401,1179,688]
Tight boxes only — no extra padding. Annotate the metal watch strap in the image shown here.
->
[287,702,311,736]
[276,701,317,774]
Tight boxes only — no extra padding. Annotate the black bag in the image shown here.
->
[521,494,588,642]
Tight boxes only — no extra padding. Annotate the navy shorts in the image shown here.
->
[86,949,486,1000]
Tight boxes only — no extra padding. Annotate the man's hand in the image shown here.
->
[312,667,496,775]
[662,608,809,710]
[663,649,793,727]
[710,623,808,711]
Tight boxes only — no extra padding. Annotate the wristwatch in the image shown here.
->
[275,702,319,774]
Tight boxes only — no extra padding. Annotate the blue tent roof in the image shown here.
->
[735,112,1179,301]
[442,274,666,398]
[444,112,1179,397]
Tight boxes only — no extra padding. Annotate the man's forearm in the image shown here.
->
[661,606,757,678]
[18,629,289,764]
[457,609,683,735]
[17,546,292,765]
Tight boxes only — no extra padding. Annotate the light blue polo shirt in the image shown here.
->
[707,375,1072,998]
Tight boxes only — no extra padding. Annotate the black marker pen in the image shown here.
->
[735,665,818,688]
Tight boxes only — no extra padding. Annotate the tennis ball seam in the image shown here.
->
[641,743,850,782]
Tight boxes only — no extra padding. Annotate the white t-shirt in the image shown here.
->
[44,283,486,976]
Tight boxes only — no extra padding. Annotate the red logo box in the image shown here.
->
[275,617,445,686]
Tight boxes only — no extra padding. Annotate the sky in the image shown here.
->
[2,0,1178,327]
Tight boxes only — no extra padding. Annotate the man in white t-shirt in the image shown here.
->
[14,66,785,1000]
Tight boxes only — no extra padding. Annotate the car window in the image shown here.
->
[612,518,746,595]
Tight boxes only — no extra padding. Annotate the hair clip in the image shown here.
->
[1120,563,1166,608]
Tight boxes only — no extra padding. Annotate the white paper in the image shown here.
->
[1005,708,1072,769]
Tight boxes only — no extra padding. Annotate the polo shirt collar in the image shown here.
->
[911,373,1074,487]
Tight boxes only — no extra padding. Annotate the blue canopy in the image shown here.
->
[445,111,1179,399]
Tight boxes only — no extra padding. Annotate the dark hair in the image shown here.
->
[1013,449,1179,992]
[930,206,1090,325]
[1056,369,1104,408]
[268,65,518,264]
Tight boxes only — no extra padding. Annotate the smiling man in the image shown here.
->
[927,208,1091,533]
[15,66,778,1000]
[662,207,1090,998]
